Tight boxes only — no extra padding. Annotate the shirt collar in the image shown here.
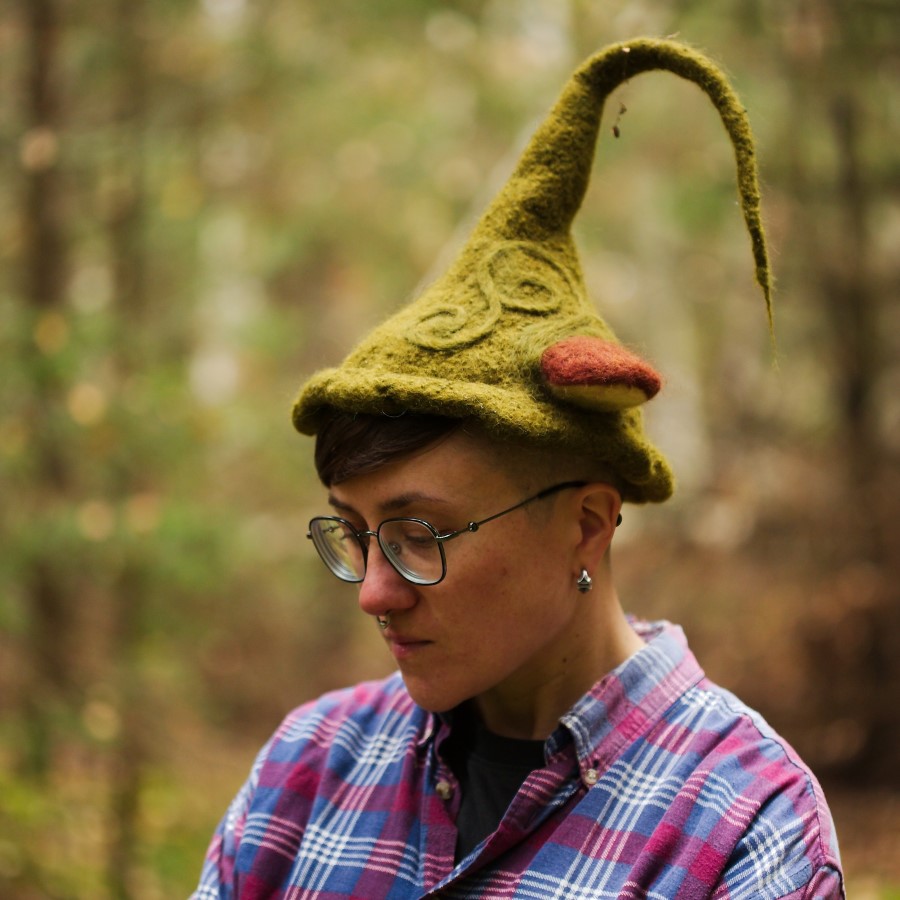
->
[551,619,706,769]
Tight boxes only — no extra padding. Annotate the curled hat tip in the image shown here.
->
[475,36,773,330]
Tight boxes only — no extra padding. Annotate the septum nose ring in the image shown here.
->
[377,614,391,630]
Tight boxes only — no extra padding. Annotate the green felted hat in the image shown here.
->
[293,38,772,504]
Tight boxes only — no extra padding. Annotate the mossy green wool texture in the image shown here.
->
[293,38,773,504]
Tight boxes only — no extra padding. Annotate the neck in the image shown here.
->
[474,585,644,740]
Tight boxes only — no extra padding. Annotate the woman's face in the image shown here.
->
[325,430,599,730]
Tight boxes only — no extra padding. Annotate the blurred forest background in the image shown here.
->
[1,0,898,896]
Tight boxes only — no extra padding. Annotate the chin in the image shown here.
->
[401,673,469,714]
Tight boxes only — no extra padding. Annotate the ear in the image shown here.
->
[572,482,622,567]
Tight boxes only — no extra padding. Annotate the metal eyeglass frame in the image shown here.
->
[307,480,589,587]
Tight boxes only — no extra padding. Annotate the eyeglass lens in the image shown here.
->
[308,518,366,582]
[309,517,446,585]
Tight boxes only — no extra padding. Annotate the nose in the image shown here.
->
[357,542,418,620]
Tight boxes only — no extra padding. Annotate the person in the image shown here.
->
[193,38,844,898]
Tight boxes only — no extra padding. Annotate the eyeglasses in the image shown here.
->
[307,480,587,587]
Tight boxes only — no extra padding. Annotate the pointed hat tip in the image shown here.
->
[475,37,773,323]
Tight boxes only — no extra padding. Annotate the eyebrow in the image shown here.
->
[327,491,453,518]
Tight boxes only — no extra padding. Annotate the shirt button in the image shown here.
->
[583,768,599,787]
[435,780,454,800]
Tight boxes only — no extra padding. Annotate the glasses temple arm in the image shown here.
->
[438,480,588,540]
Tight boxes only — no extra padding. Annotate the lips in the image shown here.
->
[385,633,432,661]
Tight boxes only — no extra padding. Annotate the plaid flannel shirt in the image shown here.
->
[193,620,844,899]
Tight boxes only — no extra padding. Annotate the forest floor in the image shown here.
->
[824,783,900,897]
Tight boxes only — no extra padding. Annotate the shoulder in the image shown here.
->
[194,675,429,894]
[667,679,844,897]
[674,676,832,813]
[606,623,843,895]
[262,670,424,768]
[223,672,425,849]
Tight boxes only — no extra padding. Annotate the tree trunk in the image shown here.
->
[20,0,71,780]
[106,0,150,894]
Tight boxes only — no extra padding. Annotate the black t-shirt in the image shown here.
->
[444,706,547,861]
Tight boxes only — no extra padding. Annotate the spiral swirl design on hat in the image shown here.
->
[409,241,574,351]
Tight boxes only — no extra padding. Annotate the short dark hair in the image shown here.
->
[314,410,625,501]
[314,412,461,487]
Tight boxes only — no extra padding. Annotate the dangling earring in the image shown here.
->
[576,569,593,593]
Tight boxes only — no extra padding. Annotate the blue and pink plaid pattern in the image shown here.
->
[194,621,843,898]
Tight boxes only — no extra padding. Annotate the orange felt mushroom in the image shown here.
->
[541,336,661,411]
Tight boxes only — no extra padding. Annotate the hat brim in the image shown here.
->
[293,367,673,504]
